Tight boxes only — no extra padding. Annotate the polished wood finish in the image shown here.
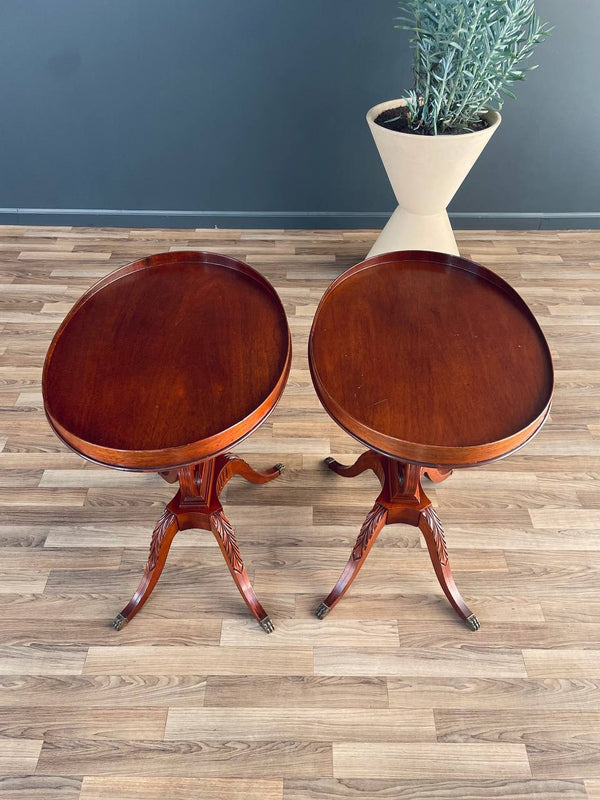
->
[423,466,453,483]
[318,452,479,629]
[2,225,599,798]
[310,250,554,627]
[114,455,283,633]
[310,250,554,467]
[43,251,291,470]
[42,251,291,632]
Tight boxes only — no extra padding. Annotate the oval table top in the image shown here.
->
[43,252,291,470]
[309,250,553,468]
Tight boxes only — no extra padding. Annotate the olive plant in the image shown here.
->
[394,0,551,134]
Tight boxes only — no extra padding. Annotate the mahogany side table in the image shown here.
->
[309,250,554,630]
[43,251,291,634]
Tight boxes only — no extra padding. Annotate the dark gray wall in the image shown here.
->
[0,0,598,228]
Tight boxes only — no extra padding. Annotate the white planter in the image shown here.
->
[367,99,501,257]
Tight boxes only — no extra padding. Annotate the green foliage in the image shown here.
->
[394,0,551,134]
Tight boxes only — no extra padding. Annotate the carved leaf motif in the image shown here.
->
[216,458,237,496]
[352,503,387,561]
[422,506,448,566]
[148,508,177,571]
[211,511,244,573]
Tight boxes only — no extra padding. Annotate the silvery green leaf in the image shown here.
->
[394,0,550,133]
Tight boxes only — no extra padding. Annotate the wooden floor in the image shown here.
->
[0,226,599,799]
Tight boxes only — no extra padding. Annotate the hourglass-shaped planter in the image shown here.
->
[367,99,501,258]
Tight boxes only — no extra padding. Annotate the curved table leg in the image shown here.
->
[316,502,388,619]
[210,508,273,633]
[324,451,385,486]
[318,451,478,630]
[158,469,179,484]
[113,453,282,634]
[216,454,284,494]
[418,505,479,630]
[422,467,453,484]
[112,507,179,630]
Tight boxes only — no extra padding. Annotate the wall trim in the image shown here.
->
[0,208,599,230]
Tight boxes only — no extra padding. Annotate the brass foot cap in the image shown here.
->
[259,616,275,634]
[316,602,330,620]
[274,463,285,473]
[324,457,336,467]
[111,613,128,631]
[466,614,480,631]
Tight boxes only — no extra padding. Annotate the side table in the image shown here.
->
[309,250,553,629]
[43,251,291,633]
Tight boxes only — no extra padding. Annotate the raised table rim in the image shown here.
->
[43,251,292,472]
[308,249,554,469]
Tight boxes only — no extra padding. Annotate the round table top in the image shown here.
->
[309,251,553,468]
[43,252,291,470]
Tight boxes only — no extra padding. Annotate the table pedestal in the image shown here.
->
[112,454,284,634]
[316,451,479,630]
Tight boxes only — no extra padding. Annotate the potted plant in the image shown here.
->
[367,0,551,258]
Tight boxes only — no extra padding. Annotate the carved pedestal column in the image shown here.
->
[113,454,284,633]
[316,451,479,630]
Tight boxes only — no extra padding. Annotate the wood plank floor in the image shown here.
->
[0,225,599,799]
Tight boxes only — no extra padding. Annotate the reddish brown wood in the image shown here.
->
[43,252,291,633]
[316,496,388,620]
[158,470,179,484]
[114,507,180,628]
[113,454,282,633]
[43,251,292,470]
[317,451,479,630]
[310,251,554,628]
[309,250,554,468]
[324,451,385,484]
[422,467,453,483]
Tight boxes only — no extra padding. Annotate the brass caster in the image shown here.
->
[316,602,330,620]
[111,613,128,631]
[466,614,480,631]
[259,616,275,634]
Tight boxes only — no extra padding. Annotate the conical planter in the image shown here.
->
[367,99,501,257]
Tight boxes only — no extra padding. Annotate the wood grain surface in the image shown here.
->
[309,251,553,467]
[42,251,291,470]
[0,225,599,799]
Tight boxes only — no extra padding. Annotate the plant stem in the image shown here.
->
[449,0,519,125]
